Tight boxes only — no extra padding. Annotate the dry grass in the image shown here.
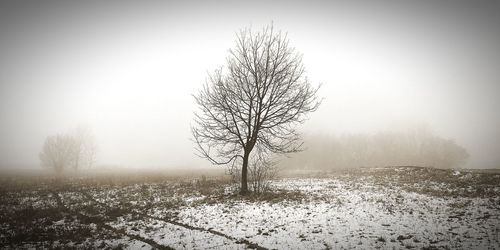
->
[1,166,498,248]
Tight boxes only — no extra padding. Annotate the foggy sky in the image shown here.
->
[1,0,499,169]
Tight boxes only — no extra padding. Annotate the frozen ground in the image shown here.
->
[0,166,499,249]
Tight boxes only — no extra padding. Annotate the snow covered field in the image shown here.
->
[1,167,499,249]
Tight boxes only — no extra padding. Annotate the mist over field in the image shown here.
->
[1,1,500,249]
[0,0,499,171]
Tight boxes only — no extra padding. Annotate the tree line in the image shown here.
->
[279,128,469,170]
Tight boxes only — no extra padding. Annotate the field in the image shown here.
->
[1,166,499,249]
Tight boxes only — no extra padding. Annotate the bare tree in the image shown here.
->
[39,134,78,174]
[192,25,321,194]
[39,128,97,174]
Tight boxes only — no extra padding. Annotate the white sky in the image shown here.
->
[1,0,499,168]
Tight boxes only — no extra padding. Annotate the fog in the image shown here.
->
[1,0,499,170]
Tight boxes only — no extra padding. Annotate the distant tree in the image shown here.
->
[39,134,78,174]
[192,24,321,194]
[39,128,97,174]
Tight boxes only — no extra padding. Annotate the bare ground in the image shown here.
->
[0,166,499,249]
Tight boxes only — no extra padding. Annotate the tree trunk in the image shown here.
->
[240,151,250,195]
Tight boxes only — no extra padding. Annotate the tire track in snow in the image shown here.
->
[51,190,173,250]
[77,190,268,250]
